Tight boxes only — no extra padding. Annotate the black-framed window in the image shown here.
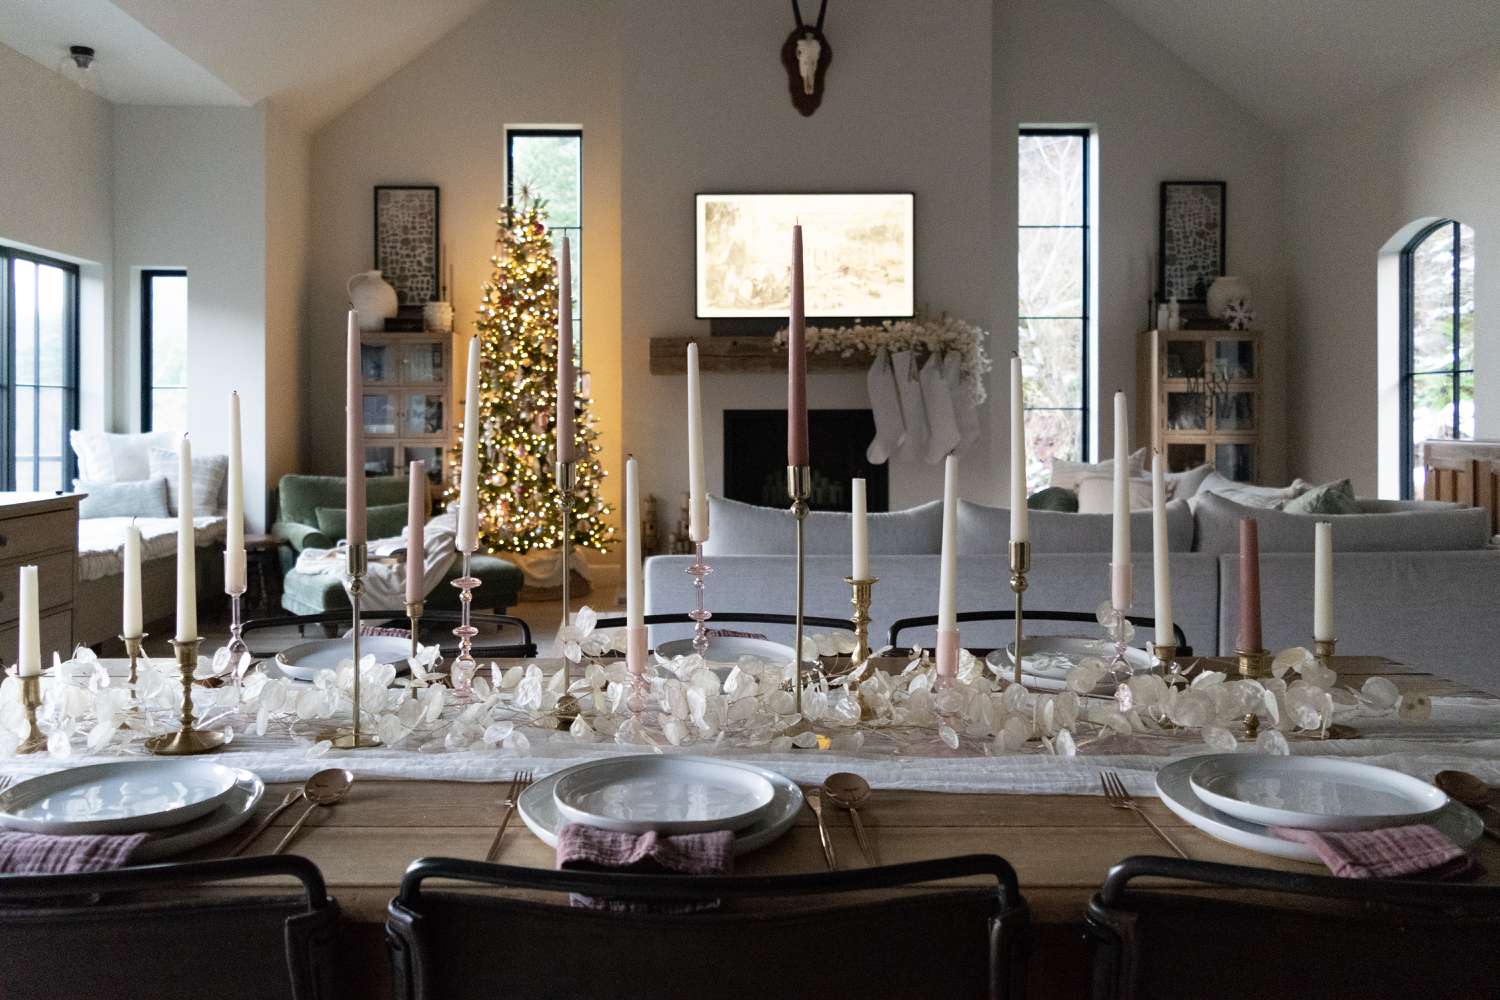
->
[505,128,582,361]
[1018,128,1092,488]
[141,269,188,432]
[0,248,79,492]
[1400,219,1474,499]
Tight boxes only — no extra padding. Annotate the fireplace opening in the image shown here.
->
[722,409,890,512]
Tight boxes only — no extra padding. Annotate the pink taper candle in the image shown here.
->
[1238,517,1264,651]
[345,310,367,546]
[786,225,809,467]
[556,236,576,463]
[406,460,426,606]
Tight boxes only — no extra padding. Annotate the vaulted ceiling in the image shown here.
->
[3,1,1499,133]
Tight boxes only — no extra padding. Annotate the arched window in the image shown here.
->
[1401,219,1474,498]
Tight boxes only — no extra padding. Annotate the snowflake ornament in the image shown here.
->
[1224,298,1255,330]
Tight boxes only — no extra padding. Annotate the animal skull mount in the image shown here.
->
[781,0,831,116]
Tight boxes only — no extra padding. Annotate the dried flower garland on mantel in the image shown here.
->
[771,314,993,402]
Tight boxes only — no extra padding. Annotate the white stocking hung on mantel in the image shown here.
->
[865,347,907,465]
[944,350,982,452]
[919,351,960,464]
[890,349,929,462]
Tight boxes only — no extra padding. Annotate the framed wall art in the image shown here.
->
[374,185,440,306]
[1158,180,1225,303]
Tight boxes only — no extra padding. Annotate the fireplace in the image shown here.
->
[722,409,889,511]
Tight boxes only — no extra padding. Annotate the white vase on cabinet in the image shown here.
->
[348,270,399,332]
[1207,276,1251,319]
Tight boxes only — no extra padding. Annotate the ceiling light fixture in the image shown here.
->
[59,43,106,97]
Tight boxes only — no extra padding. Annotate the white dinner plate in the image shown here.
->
[1156,756,1482,863]
[133,769,264,862]
[1189,754,1449,831]
[985,636,1152,694]
[274,636,412,683]
[520,757,803,855]
[655,636,796,668]
[553,756,777,834]
[0,760,242,836]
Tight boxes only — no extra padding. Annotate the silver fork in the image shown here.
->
[1101,771,1188,859]
[484,770,533,863]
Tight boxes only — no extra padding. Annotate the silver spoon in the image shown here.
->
[1435,770,1500,842]
[822,772,877,865]
[271,769,354,855]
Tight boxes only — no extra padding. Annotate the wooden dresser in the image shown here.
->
[1423,440,1500,538]
[0,493,79,667]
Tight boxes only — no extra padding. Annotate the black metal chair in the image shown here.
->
[386,855,1029,1000]
[242,611,536,660]
[1086,855,1500,1000]
[0,855,340,1000]
[595,611,855,634]
[887,610,1190,656]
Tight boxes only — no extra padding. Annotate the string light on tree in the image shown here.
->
[449,187,614,554]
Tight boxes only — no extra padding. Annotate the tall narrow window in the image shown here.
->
[1018,128,1091,489]
[1400,220,1474,498]
[141,270,188,432]
[506,128,582,359]
[1,249,79,491]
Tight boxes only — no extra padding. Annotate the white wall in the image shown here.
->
[265,103,311,491]
[0,42,113,431]
[995,0,1288,483]
[112,105,272,526]
[1286,43,1500,495]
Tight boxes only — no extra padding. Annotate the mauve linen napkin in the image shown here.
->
[0,831,147,875]
[556,823,733,911]
[1271,824,1477,879]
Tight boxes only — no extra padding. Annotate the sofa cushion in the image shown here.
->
[76,478,171,519]
[314,503,409,543]
[702,495,943,557]
[1163,463,1214,499]
[1049,447,1146,491]
[1076,475,1157,513]
[958,498,1194,553]
[70,430,178,482]
[147,448,228,516]
[1026,486,1078,512]
[1193,491,1492,553]
[1194,471,1309,510]
[1284,479,1361,515]
[276,474,412,529]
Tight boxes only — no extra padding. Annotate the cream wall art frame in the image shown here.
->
[695,193,915,319]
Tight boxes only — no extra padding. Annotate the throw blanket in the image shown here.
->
[77,516,227,582]
[295,511,458,608]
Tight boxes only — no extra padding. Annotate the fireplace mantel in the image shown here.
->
[648,336,872,375]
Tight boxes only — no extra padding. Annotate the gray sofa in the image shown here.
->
[644,492,1500,694]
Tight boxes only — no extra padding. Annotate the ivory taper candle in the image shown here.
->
[17,565,40,676]
[937,454,959,631]
[1111,391,1132,610]
[1010,354,1029,542]
[625,456,642,628]
[406,460,427,606]
[1151,449,1173,646]
[686,342,708,542]
[345,312,366,546]
[176,435,197,641]
[556,236,576,464]
[456,336,481,553]
[225,391,246,594]
[851,477,869,579]
[786,225,809,467]
[123,525,142,636]
[1314,520,1335,642]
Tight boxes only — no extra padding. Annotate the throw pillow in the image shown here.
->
[70,430,178,482]
[1191,491,1491,553]
[703,495,943,557]
[1076,475,1162,514]
[1284,479,1362,515]
[74,478,172,519]
[1194,470,1309,510]
[958,498,1196,554]
[1050,447,1147,491]
[1026,486,1078,512]
[146,448,229,516]
[314,503,411,543]
[1162,463,1214,499]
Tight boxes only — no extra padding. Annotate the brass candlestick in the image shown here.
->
[16,674,45,754]
[1314,637,1337,663]
[144,637,226,755]
[843,576,877,664]
[1236,647,1272,679]
[1009,540,1031,687]
[330,542,379,749]
[405,601,424,661]
[1150,643,1178,673]
[120,632,147,687]
[786,464,813,737]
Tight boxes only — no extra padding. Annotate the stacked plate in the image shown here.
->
[271,636,412,683]
[0,761,264,861]
[518,755,803,855]
[1156,754,1483,862]
[985,636,1153,694]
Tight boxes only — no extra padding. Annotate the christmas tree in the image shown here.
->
[455,190,614,554]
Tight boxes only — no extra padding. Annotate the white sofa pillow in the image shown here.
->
[1050,447,1146,491]
[1076,475,1161,513]
[1193,470,1309,510]
[147,447,228,516]
[70,430,178,482]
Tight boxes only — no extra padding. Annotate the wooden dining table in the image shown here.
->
[177,655,1499,997]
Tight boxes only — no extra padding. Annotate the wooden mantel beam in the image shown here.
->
[649,336,873,374]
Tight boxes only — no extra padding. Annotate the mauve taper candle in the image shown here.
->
[556,236,576,463]
[1238,517,1263,651]
[786,225,809,467]
[406,460,426,606]
[345,310,366,546]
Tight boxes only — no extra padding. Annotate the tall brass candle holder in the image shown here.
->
[843,576,877,664]
[1235,647,1272,679]
[686,543,714,656]
[405,601,424,661]
[786,465,814,737]
[145,637,226,755]
[1008,540,1031,687]
[1314,637,1337,664]
[330,542,379,749]
[16,673,45,754]
[120,632,147,688]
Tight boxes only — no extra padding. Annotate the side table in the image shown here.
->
[244,533,283,614]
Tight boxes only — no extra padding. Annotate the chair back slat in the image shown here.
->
[889,610,1189,653]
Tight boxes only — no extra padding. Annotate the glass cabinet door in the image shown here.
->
[404,445,445,482]
[361,342,394,384]
[400,342,446,384]
[1215,443,1255,482]
[1166,442,1208,472]
[1216,391,1257,431]
[363,392,397,435]
[363,445,396,477]
[1167,391,1208,431]
[1214,338,1256,380]
[404,393,445,436]
[1165,339,1205,378]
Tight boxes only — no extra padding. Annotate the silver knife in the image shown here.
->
[808,788,838,870]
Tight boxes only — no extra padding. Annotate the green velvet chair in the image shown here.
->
[272,474,523,615]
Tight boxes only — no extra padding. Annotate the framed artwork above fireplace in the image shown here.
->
[695,193,914,320]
